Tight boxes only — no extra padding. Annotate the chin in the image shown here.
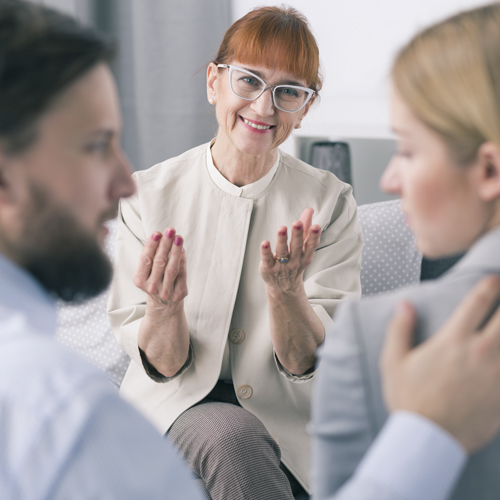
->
[97,224,109,246]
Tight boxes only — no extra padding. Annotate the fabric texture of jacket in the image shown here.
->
[108,142,363,491]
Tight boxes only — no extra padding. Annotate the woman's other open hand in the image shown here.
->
[134,228,190,378]
[134,228,188,314]
[259,207,322,296]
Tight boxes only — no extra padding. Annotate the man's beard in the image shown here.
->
[15,183,113,303]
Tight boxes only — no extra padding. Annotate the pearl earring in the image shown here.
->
[209,98,215,105]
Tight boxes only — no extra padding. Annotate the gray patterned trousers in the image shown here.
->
[168,381,307,500]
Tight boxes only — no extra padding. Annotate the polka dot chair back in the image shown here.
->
[358,200,422,296]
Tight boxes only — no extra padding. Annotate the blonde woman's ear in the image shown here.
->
[475,141,500,201]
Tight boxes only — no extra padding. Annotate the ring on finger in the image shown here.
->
[275,254,290,264]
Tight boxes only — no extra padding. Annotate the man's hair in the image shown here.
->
[0,0,115,154]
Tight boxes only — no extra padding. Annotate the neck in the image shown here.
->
[210,133,278,187]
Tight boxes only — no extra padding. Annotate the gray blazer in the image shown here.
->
[312,226,500,500]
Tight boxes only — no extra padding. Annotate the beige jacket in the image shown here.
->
[108,142,363,491]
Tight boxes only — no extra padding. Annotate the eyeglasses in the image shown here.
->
[217,64,315,113]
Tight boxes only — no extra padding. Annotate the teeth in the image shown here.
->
[243,117,271,130]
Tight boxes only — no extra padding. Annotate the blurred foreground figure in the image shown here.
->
[0,1,202,498]
[313,3,500,499]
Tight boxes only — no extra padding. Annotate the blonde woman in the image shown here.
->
[313,4,500,500]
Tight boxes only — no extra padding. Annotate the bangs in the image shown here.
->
[215,7,322,92]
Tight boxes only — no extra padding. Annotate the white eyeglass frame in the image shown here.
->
[217,64,315,113]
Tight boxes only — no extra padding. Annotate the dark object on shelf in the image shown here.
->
[310,141,353,187]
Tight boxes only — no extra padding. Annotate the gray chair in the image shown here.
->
[56,219,130,387]
[358,199,462,296]
[358,199,421,296]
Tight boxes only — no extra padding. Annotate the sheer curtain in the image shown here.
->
[36,0,232,170]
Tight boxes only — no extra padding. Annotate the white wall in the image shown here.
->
[232,0,490,203]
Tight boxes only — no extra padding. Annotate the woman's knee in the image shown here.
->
[170,402,280,463]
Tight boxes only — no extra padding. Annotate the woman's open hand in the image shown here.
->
[259,207,322,295]
[134,228,188,314]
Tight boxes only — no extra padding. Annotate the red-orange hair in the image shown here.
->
[214,6,322,92]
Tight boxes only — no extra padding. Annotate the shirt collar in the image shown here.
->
[206,140,279,199]
[453,224,500,273]
[0,253,57,336]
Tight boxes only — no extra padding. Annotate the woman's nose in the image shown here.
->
[380,156,402,195]
[250,88,275,117]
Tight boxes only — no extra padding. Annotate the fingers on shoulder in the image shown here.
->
[452,276,500,335]
[380,301,416,372]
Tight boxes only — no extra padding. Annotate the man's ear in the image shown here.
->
[475,142,500,201]
[0,148,10,198]
[0,144,24,208]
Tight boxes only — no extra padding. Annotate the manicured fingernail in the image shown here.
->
[166,229,175,239]
[152,233,161,242]
[174,236,182,246]
[312,228,320,234]
[279,230,286,236]
[262,243,269,249]
[294,224,302,230]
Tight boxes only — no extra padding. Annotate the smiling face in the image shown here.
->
[207,62,312,158]
[0,63,136,300]
[380,91,500,258]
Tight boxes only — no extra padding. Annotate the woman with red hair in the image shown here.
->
[109,6,362,499]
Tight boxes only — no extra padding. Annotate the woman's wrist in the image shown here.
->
[146,296,185,318]
[265,281,307,303]
[139,300,190,377]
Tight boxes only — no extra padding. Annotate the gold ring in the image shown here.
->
[275,255,289,263]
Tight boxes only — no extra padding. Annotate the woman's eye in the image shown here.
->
[276,87,299,98]
[240,77,259,86]
[397,152,412,160]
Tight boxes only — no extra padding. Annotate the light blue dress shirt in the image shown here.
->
[325,411,467,500]
[0,254,203,500]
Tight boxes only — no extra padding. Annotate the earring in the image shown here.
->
[295,123,302,129]
[209,98,215,105]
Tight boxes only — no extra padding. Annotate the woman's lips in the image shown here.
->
[240,115,275,133]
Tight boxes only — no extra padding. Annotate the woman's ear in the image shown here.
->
[206,63,218,104]
[475,141,500,201]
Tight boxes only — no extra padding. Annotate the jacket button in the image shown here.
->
[230,329,245,344]
[237,384,253,399]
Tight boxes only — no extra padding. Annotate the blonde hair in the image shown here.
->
[392,2,500,165]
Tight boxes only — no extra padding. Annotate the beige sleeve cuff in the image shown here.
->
[139,341,194,383]
[273,351,315,384]
[274,304,333,383]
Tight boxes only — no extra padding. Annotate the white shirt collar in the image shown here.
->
[206,140,279,199]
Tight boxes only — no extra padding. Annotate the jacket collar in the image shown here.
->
[206,140,280,199]
[454,225,500,274]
